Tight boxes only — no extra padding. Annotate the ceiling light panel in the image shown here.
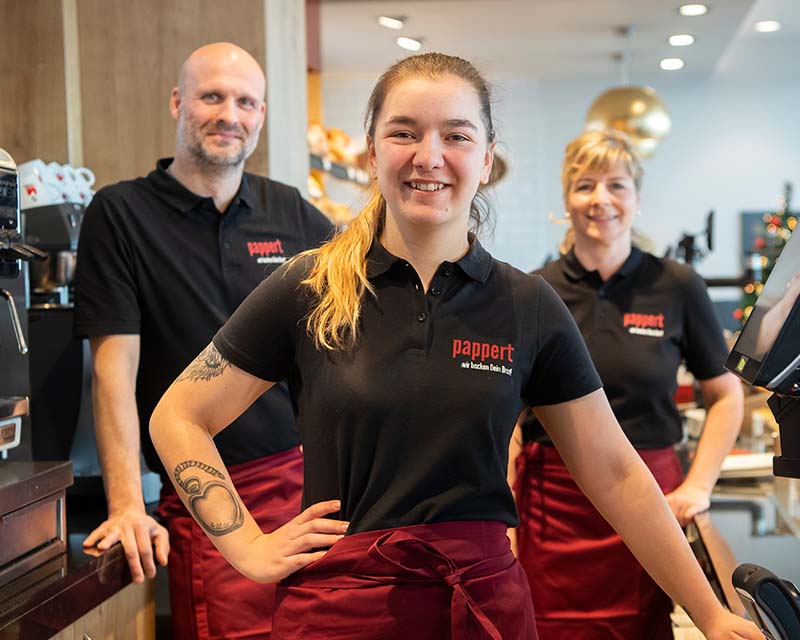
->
[754,20,781,33]
[377,16,405,30]
[668,34,695,46]
[678,4,708,17]
[660,58,685,70]
[396,37,423,52]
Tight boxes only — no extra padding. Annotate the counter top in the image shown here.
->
[0,495,139,640]
[0,461,71,516]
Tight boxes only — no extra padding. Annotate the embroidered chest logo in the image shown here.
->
[623,312,665,337]
[452,339,514,376]
[247,239,286,265]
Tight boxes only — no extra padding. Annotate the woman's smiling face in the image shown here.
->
[566,165,640,247]
[369,74,494,234]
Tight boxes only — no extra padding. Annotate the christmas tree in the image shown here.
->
[735,182,797,325]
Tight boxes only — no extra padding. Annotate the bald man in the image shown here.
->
[74,42,332,639]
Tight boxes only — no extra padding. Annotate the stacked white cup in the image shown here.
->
[18,159,96,210]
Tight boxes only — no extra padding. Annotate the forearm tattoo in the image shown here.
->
[177,343,231,382]
[174,460,243,536]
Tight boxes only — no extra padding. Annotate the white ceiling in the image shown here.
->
[319,0,797,78]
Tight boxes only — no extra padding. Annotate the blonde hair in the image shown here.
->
[558,129,646,254]
[298,53,496,351]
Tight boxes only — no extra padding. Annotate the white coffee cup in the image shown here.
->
[75,166,95,188]
[19,159,56,185]
[48,162,85,203]
[20,179,61,209]
[62,164,97,205]
[19,160,64,204]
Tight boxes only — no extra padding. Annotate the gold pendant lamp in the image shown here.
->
[584,26,672,158]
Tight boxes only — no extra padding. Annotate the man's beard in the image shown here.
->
[178,118,255,168]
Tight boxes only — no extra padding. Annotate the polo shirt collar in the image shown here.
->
[561,246,644,283]
[365,233,493,283]
[150,158,255,214]
[458,234,492,283]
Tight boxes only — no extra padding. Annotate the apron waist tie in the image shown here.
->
[283,528,512,640]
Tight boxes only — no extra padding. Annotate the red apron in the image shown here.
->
[272,520,536,640]
[156,446,304,640]
[515,442,683,640]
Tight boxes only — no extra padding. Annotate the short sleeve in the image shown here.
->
[680,268,729,380]
[73,192,141,337]
[213,257,311,382]
[524,278,602,406]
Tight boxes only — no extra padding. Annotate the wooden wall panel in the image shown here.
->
[76,0,267,189]
[0,0,68,165]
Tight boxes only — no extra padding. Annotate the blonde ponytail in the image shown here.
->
[298,185,385,350]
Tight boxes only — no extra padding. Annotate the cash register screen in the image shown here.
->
[728,226,800,395]
[0,169,18,230]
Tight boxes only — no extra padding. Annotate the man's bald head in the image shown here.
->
[170,42,267,170]
[177,42,265,99]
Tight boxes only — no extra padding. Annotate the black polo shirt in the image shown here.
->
[214,239,602,534]
[521,247,729,448]
[74,158,332,482]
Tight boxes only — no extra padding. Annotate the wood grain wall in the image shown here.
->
[0,0,69,165]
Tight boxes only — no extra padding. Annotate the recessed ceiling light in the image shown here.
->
[678,4,708,17]
[668,34,695,46]
[660,57,685,70]
[754,20,781,33]
[377,15,405,30]
[397,37,423,52]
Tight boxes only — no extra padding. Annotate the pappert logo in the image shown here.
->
[247,239,286,265]
[623,312,665,337]
[452,338,514,377]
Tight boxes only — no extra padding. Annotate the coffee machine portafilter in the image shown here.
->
[24,202,82,308]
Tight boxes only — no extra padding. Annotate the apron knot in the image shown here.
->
[444,571,463,587]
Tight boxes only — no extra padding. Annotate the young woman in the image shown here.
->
[511,129,747,639]
[150,55,761,639]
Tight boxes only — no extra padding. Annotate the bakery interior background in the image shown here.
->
[315,0,799,314]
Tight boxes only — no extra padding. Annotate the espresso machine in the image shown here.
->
[0,148,37,461]
[22,190,103,492]
[0,148,73,588]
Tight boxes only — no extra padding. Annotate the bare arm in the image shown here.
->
[667,373,744,525]
[83,335,169,583]
[537,389,762,640]
[149,343,348,582]
[506,418,524,556]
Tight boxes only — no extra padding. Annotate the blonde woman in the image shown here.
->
[511,129,746,639]
[150,57,760,639]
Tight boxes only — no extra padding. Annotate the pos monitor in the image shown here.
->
[726,226,800,640]
[727,224,800,478]
[728,228,800,397]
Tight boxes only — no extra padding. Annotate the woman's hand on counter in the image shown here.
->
[82,507,169,584]
[665,481,712,527]
[235,500,348,584]
[696,607,765,639]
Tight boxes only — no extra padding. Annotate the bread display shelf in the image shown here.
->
[310,153,370,186]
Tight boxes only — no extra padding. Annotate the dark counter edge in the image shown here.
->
[0,542,134,639]
[0,463,145,640]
